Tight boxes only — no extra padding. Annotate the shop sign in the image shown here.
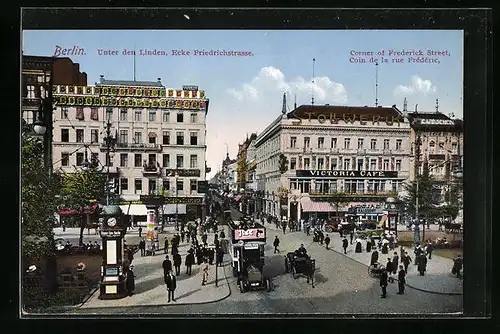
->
[292,113,404,127]
[243,243,260,250]
[100,230,122,237]
[296,170,398,178]
[165,169,201,177]
[234,228,266,241]
[164,197,203,205]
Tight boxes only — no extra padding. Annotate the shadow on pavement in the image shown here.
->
[133,276,164,295]
[175,288,202,300]
[263,254,286,278]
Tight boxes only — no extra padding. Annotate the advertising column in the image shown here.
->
[146,209,158,253]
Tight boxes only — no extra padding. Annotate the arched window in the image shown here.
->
[429,141,435,153]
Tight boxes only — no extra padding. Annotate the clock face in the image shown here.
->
[107,217,117,227]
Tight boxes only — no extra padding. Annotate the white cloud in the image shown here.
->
[393,75,437,96]
[226,66,347,104]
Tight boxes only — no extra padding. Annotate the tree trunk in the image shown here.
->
[79,215,86,246]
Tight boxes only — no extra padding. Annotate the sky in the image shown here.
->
[22,30,463,179]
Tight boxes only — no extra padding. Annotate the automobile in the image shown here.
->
[324,221,355,233]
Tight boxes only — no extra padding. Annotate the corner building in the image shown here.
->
[51,76,209,219]
[255,104,411,223]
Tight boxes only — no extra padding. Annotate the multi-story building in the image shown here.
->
[51,76,209,219]
[406,110,463,203]
[255,99,411,223]
[236,133,257,191]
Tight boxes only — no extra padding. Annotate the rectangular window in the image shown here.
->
[148,154,156,165]
[148,179,156,194]
[304,158,310,169]
[149,135,156,144]
[120,154,128,167]
[190,155,198,168]
[119,130,128,144]
[162,179,170,193]
[76,152,84,166]
[176,132,184,145]
[383,159,390,171]
[134,154,142,167]
[290,158,297,170]
[163,111,170,123]
[384,139,390,150]
[396,139,402,150]
[290,136,297,148]
[76,107,84,120]
[134,132,142,144]
[190,179,197,192]
[343,158,350,170]
[358,138,364,149]
[61,107,69,119]
[331,158,337,170]
[163,131,170,145]
[27,85,35,98]
[176,155,184,168]
[357,159,363,171]
[331,138,337,149]
[177,179,184,191]
[106,108,113,121]
[190,132,198,145]
[90,108,98,120]
[61,153,69,166]
[452,142,458,153]
[439,142,444,153]
[190,113,197,123]
[344,138,350,149]
[370,159,376,171]
[177,113,184,123]
[317,158,324,169]
[91,129,99,143]
[121,178,128,191]
[395,159,402,171]
[370,139,377,150]
[149,111,156,121]
[120,109,127,121]
[134,179,142,194]
[318,137,324,149]
[304,137,310,148]
[357,181,365,193]
[163,154,170,168]
[76,129,84,143]
[134,110,142,122]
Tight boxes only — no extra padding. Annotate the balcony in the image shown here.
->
[103,142,162,152]
[142,162,161,176]
[428,154,446,160]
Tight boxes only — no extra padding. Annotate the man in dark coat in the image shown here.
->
[138,227,142,238]
[171,243,179,256]
[125,265,135,296]
[426,241,434,259]
[282,221,287,234]
[196,247,203,265]
[417,253,427,276]
[452,255,463,278]
[338,224,343,238]
[185,252,194,275]
[366,238,372,252]
[273,236,280,253]
[342,237,349,254]
[386,258,394,274]
[214,235,220,250]
[216,247,224,267]
[139,238,146,256]
[380,267,388,298]
[202,233,208,246]
[414,244,423,265]
[202,246,209,262]
[370,250,379,266]
[208,247,215,265]
[165,270,177,302]
[349,231,354,245]
[392,252,399,275]
[324,234,331,250]
[164,238,169,254]
[402,251,411,273]
[163,255,172,273]
[396,265,406,294]
[173,253,182,276]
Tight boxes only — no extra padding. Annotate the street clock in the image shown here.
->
[107,217,117,227]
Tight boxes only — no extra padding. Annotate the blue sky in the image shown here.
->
[22,30,463,178]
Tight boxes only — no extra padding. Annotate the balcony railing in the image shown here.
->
[309,190,399,197]
[142,162,161,175]
[104,142,162,151]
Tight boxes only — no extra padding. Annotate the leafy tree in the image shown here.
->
[401,166,439,219]
[58,166,106,245]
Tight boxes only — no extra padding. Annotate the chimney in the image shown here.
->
[157,77,161,83]
[100,74,104,83]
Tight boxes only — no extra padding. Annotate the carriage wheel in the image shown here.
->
[239,280,246,293]
[266,278,272,292]
[292,266,297,279]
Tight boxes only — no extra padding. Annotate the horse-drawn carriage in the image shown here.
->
[284,252,315,287]
[367,262,385,278]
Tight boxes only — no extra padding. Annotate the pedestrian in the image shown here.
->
[370,250,379,266]
[138,226,142,238]
[426,241,434,259]
[417,253,427,276]
[402,251,411,273]
[273,236,280,253]
[164,238,169,254]
[173,253,182,276]
[162,255,172,277]
[62,223,66,232]
[214,235,220,250]
[381,239,389,254]
[208,247,215,265]
[282,221,287,234]
[397,265,406,295]
[380,267,388,298]
[201,259,209,286]
[202,233,208,247]
[171,243,178,256]
[366,237,372,252]
[389,233,395,250]
[324,234,331,250]
[126,265,135,297]
[452,255,463,278]
[151,242,156,256]
[165,270,177,302]
[342,236,348,254]
[219,230,226,239]
[306,224,311,236]
[181,230,185,243]
[319,231,325,245]
[349,231,354,245]
[216,247,224,267]
[185,252,194,276]
[339,224,343,238]
[139,238,146,257]
[355,238,362,253]
[414,244,422,265]
[392,252,399,275]
[127,247,134,264]
[386,257,393,275]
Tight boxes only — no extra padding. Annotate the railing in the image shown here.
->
[109,142,162,151]
[309,190,399,197]
[142,162,161,174]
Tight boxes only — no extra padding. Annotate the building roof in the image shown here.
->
[406,111,451,121]
[407,111,463,131]
[287,104,404,119]
[97,79,164,87]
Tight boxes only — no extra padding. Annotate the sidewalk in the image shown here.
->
[80,238,230,308]
[250,213,462,295]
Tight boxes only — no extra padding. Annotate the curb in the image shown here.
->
[315,243,463,296]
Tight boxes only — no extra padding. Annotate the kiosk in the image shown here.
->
[98,204,128,300]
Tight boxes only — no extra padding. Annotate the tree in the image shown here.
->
[401,167,438,219]
[21,132,58,292]
[58,166,106,245]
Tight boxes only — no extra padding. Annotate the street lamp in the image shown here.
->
[169,171,179,231]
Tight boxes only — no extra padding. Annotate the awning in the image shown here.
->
[235,195,242,201]
[301,201,334,213]
[57,204,98,215]
[119,204,148,216]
